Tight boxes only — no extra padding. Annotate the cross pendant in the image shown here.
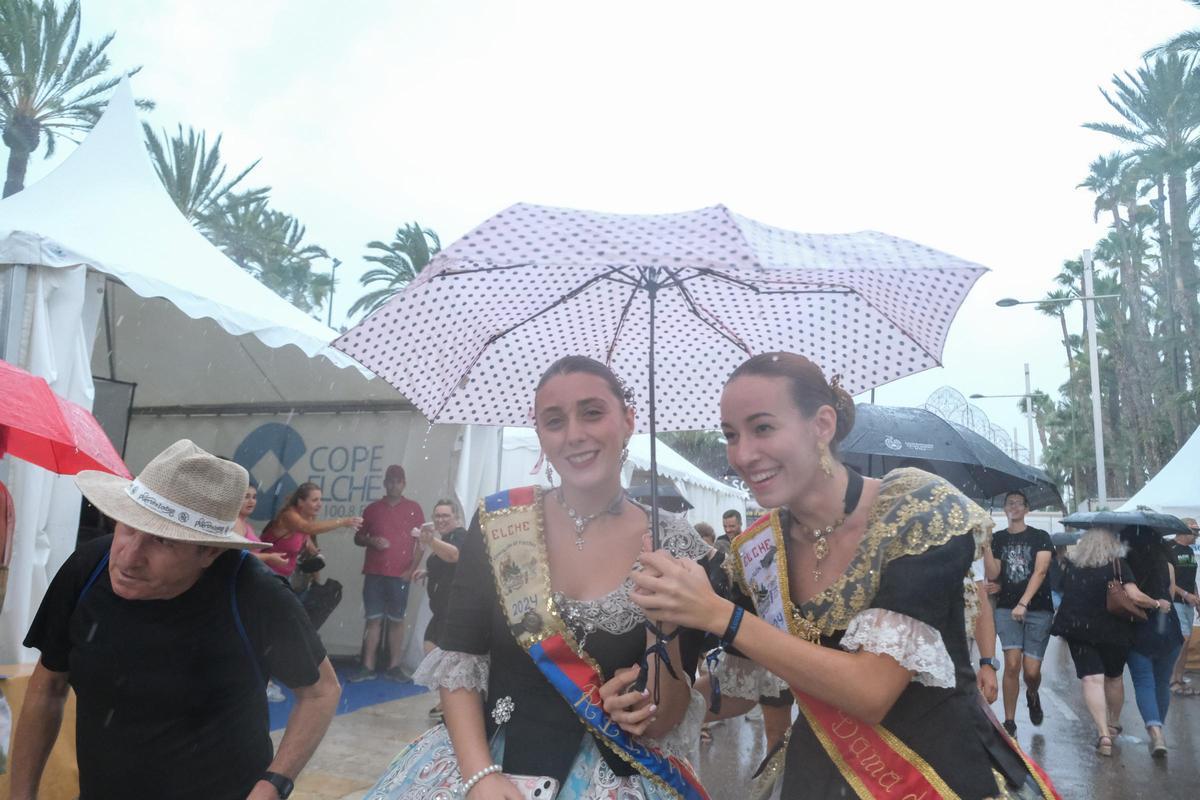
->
[575,536,585,551]
[812,568,821,581]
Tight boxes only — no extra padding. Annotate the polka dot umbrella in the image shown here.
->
[334,203,987,540]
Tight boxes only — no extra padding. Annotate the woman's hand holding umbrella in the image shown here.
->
[631,550,732,637]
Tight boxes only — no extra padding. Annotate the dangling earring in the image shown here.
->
[620,441,630,466]
[545,460,555,486]
[818,441,834,478]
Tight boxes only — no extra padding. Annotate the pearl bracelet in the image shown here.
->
[461,764,502,795]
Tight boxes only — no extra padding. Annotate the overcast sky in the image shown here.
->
[33,0,1200,457]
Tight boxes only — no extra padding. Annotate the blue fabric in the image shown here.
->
[363,724,686,799]
[484,489,512,512]
[1127,639,1182,728]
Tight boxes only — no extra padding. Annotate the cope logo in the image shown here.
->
[234,423,387,521]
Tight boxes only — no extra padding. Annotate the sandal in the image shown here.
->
[1108,723,1123,736]
[1096,734,1113,757]
[1169,680,1197,696]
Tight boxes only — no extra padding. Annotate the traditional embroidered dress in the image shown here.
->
[715,469,1060,800]
[365,487,710,800]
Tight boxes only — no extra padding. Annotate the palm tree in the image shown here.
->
[347,223,441,318]
[1084,55,1200,384]
[143,123,264,223]
[1146,1,1200,56]
[0,0,147,196]
[205,192,332,316]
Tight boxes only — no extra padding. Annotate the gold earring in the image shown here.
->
[818,442,834,478]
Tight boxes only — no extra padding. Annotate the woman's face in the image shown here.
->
[433,504,457,534]
[300,489,323,517]
[535,371,634,495]
[720,373,835,511]
[240,487,257,518]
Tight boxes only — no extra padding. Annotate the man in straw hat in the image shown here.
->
[10,440,341,800]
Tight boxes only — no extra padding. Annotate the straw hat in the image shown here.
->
[75,439,266,550]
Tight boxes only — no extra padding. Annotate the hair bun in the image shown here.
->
[830,385,856,443]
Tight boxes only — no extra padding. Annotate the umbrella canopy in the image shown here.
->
[334,203,987,432]
[838,404,1064,510]
[1061,510,1190,536]
[0,359,130,478]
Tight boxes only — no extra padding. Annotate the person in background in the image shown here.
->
[350,465,424,682]
[1050,527,1158,756]
[262,482,362,579]
[987,489,1054,737]
[412,498,467,719]
[237,477,289,573]
[1168,517,1200,696]
[1047,545,1068,612]
[1123,524,1185,757]
[716,508,742,553]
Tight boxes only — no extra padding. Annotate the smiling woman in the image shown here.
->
[631,352,1063,800]
[363,355,712,800]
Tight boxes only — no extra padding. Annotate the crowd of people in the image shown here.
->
[8,350,1200,799]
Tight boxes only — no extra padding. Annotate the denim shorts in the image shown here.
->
[363,574,411,622]
[994,607,1053,660]
[1174,602,1196,641]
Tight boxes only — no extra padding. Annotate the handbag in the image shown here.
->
[1106,560,1148,622]
[301,577,343,630]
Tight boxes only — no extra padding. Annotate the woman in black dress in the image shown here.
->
[415,498,468,719]
[1049,527,1158,755]
[632,353,1060,799]
[1123,524,1185,757]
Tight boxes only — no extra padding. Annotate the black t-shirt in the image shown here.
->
[24,536,327,800]
[426,526,467,618]
[1166,540,1198,594]
[1050,559,1136,645]
[990,527,1054,611]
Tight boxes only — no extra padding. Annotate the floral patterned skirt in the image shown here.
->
[363,723,680,800]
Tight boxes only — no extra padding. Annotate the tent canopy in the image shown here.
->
[0,78,356,370]
[1119,425,1200,519]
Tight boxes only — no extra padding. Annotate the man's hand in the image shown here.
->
[983,580,1000,596]
[412,568,428,582]
[370,536,390,550]
[1011,603,1027,622]
[977,664,998,704]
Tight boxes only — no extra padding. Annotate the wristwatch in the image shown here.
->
[978,657,1000,670]
[262,771,295,799]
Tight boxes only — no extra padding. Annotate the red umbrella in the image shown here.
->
[0,359,131,478]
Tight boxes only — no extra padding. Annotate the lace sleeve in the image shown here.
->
[839,608,956,689]
[412,647,490,696]
[710,651,788,701]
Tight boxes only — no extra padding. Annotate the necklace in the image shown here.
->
[556,488,627,550]
[795,467,864,581]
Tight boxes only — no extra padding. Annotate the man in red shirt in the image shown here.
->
[350,465,424,681]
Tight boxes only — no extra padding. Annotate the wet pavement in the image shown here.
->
[284,636,1199,799]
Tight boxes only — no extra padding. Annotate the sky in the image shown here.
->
[28,0,1200,460]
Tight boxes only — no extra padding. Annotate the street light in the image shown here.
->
[995,249,1114,507]
[969,362,1037,467]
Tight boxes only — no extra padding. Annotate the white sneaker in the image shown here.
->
[266,681,286,703]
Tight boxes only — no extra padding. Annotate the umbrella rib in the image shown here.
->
[604,269,644,366]
[425,265,627,422]
[660,268,753,355]
[433,262,534,277]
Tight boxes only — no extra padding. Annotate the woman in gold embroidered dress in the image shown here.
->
[631,353,1059,800]
[363,356,709,800]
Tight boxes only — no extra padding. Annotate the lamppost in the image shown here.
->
[326,257,342,328]
[970,365,1037,467]
[995,249,1119,507]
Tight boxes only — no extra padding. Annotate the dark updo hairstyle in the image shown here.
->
[535,355,635,410]
[726,352,856,451]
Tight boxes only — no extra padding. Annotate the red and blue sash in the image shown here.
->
[481,487,709,800]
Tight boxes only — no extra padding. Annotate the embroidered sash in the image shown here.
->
[480,487,709,800]
[732,512,963,800]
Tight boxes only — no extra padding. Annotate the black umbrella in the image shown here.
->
[1060,510,1190,536]
[839,404,1064,511]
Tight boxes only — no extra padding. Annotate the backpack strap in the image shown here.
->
[229,550,267,687]
[78,551,111,603]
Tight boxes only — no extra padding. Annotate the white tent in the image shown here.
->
[1119,425,1200,519]
[496,428,746,527]
[0,79,459,664]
